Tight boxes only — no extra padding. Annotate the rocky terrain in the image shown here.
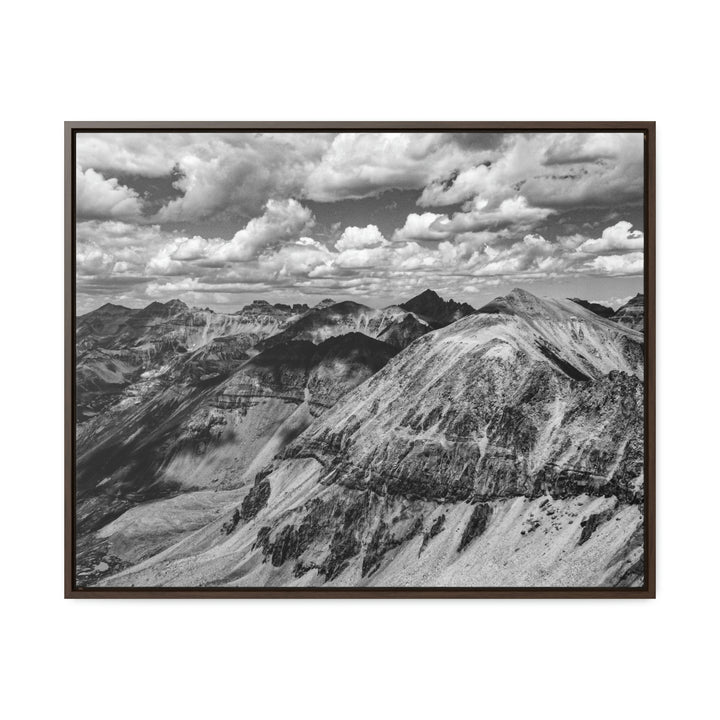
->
[399,288,475,328]
[569,298,615,319]
[253,300,431,351]
[612,293,645,332]
[75,288,646,588]
[76,298,306,421]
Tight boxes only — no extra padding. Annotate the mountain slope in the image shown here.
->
[98,289,644,589]
[612,293,645,332]
[76,332,398,583]
[569,298,615,319]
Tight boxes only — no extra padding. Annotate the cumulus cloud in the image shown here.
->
[77,246,115,276]
[138,199,320,282]
[297,132,498,202]
[170,235,215,261]
[77,133,183,176]
[335,224,388,251]
[76,221,167,285]
[433,196,555,234]
[578,221,644,254]
[78,212,644,310]
[76,131,642,229]
[206,199,316,263]
[76,167,144,220]
[76,131,646,310]
[586,252,644,275]
[392,213,451,243]
[258,238,333,278]
[78,133,332,223]
[334,245,392,269]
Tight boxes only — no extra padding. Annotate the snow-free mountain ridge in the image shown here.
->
[75,288,646,588]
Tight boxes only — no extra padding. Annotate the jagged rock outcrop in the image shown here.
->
[234,299,310,317]
[400,288,475,328]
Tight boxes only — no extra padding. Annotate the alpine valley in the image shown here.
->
[75,288,646,588]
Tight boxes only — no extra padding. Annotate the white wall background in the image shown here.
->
[1,1,717,717]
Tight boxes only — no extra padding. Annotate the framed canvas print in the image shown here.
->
[65,122,655,598]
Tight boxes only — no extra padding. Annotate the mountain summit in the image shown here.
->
[400,289,475,327]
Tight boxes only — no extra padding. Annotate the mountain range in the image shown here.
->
[75,288,645,588]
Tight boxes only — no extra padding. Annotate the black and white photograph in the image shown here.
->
[14,2,720,717]
[12,0,720,720]
[70,126,651,593]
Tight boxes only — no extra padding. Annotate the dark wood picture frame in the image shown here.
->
[65,121,655,599]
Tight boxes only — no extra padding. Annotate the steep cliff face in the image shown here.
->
[612,293,645,332]
[97,289,645,589]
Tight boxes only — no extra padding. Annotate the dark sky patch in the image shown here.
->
[114,165,185,216]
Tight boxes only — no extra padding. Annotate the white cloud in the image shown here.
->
[393,213,451,243]
[335,224,388,251]
[434,195,555,234]
[207,199,316,263]
[76,131,644,234]
[75,132,647,310]
[586,252,644,275]
[76,167,144,220]
[78,133,332,223]
[77,246,115,276]
[146,248,186,276]
[257,239,333,278]
[335,245,392,269]
[171,236,215,261]
[77,133,181,176]
[77,208,647,314]
[578,221,644,254]
[304,133,497,202]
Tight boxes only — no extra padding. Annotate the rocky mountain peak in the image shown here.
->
[314,298,337,310]
[86,302,134,317]
[400,289,475,327]
[479,288,549,315]
[140,298,188,316]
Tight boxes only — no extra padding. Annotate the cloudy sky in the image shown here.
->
[75,131,645,314]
